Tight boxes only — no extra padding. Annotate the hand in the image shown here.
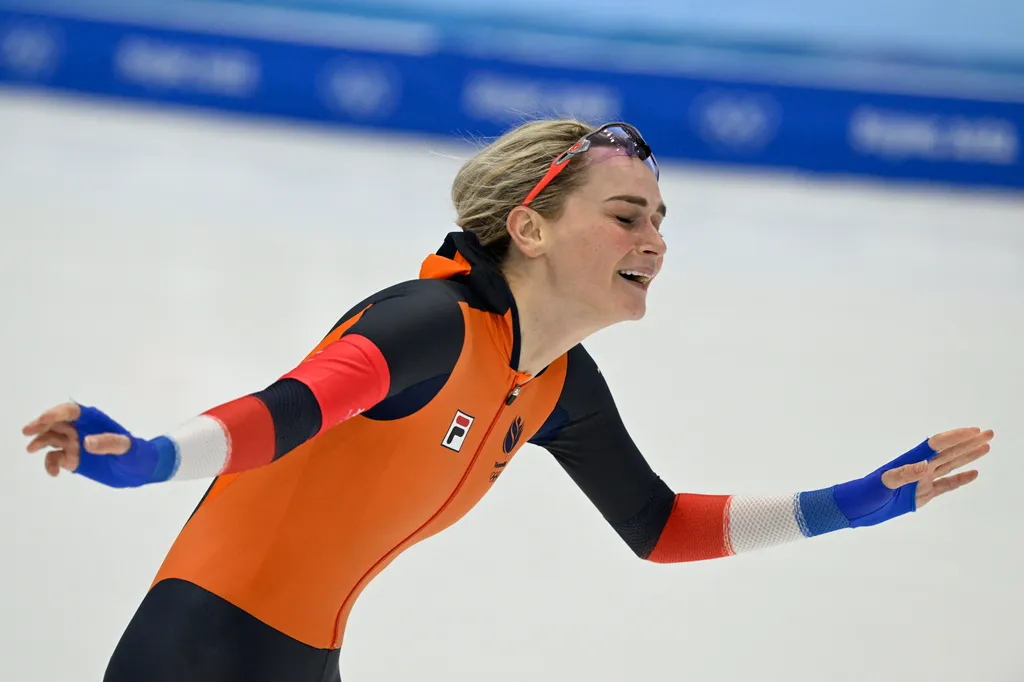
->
[22,402,167,488]
[831,426,993,529]
[23,402,132,477]
[880,427,993,509]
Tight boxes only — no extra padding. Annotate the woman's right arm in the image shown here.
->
[22,282,466,487]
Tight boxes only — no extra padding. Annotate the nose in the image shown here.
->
[640,221,667,257]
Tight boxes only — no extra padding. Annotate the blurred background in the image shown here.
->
[1,1,1022,681]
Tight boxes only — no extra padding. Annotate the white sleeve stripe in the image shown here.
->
[166,415,230,481]
[728,494,806,554]
[213,412,234,474]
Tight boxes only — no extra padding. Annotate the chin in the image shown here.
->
[624,303,647,321]
[613,296,647,322]
[608,287,648,323]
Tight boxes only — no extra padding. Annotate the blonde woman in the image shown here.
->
[22,120,993,682]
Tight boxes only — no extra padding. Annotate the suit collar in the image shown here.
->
[420,231,523,373]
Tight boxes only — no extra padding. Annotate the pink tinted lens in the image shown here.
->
[521,123,658,207]
[586,125,659,180]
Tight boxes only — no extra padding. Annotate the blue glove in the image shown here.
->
[71,405,177,488]
[799,439,939,536]
[833,439,939,527]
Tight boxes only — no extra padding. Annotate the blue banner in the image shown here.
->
[1,8,1021,190]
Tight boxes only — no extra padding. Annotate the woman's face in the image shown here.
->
[537,154,667,327]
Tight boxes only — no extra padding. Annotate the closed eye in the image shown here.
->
[617,215,663,233]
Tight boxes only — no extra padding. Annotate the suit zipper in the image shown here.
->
[470,376,522,456]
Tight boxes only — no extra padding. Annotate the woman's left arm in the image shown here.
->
[530,345,993,563]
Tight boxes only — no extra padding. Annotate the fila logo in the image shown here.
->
[442,410,475,452]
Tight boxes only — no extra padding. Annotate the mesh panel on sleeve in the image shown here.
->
[253,378,322,459]
[727,494,806,554]
[167,415,229,481]
[797,487,850,537]
[609,484,676,559]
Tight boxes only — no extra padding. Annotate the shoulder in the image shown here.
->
[327,279,470,395]
[531,344,616,440]
[329,278,470,337]
[561,344,611,403]
[565,343,600,375]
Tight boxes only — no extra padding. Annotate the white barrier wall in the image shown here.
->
[1,90,1022,682]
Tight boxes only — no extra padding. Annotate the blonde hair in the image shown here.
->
[452,119,596,263]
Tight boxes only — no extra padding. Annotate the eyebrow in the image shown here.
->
[605,194,667,218]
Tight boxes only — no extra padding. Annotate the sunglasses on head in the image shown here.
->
[521,122,659,207]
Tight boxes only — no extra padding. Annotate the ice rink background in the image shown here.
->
[2,89,1023,680]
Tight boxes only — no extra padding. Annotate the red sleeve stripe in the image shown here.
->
[205,395,277,474]
[280,333,390,435]
[647,493,734,563]
[161,335,389,480]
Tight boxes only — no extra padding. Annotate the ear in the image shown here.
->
[506,205,548,259]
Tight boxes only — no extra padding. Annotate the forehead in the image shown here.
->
[580,155,662,203]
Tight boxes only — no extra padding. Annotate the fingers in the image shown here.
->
[881,460,932,490]
[31,432,127,478]
[933,470,979,495]
[24,414,81,477]
[21,402,82,436]
[933,442,991,478]
[917,470,979,508]
[28,431,131,456]
[928,427,990,454]
[26,421,78,453]
[83,433,131,456]
[27,430,71,454]
[44,449,79,477]
[927,428,993,482]
[22,402,130,480]
[933,428,993,458]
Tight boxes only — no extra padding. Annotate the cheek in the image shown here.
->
[551,219,627,286]
[578,243,625,288]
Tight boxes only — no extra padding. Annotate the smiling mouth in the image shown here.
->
[618,270,652,289]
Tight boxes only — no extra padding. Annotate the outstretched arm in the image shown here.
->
[530,345,992,562]
[22,283,466,488]
[642,428,988,563]
[21,333,390,486]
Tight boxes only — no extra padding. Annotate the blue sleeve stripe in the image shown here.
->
[149,435,180,483]
[797,487,851,537]
[528,405,569,447]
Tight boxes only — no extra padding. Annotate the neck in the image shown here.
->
[504,268,604,376]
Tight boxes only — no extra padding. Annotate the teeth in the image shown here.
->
[618,270,652,284]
